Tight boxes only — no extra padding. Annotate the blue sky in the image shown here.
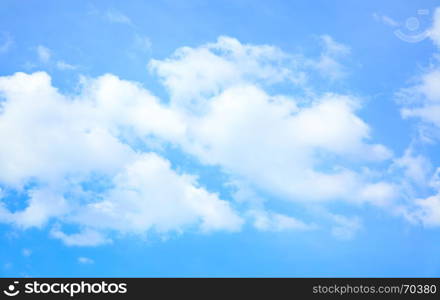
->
[1,0,440,277]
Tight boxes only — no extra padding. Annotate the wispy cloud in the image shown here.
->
[307,35,351,80]
[249,210,315,232]
[51,227,112,247]
[56,60,77,70]
[33,45,77,71]
[330,214,362,240]
[373,12,400,27]
[134,34,152,52]
[0,32,13,54]
[36,45,51,63]
[22,248,32,257]
[105,9,133,26]
[78,257,94,264]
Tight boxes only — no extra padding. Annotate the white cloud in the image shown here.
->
[105,10,133,26]
[78,257,94,264]
[0,36,400,245]
[36,45,51,63]
[320,35,351,56]
[149,37,392,206]
[308,35,351,80]
[56,61,77,70]
[430,167,440,189]
[373,13,400,27]
[22,248,32,257]
[176,85,392,203]
[312,56,347,80]
[249,210,314,232]
[406,193,440,227]
[394,149,432,186]
[69,153,243,234]
[357,182,398,207]
[51,227,111,246]
[412,69,440,102]
[399,67,440,129]
[0,72,135,187]
[150,36,301,106]
[0,187,69,228]
[0,71,242,244]
[35,46,76,70]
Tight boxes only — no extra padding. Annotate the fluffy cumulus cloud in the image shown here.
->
[149,36,300,105]
[0,36,401,246]
[69,153,243,234]
[180,87,393,204]
[0,71,242,245]
[150,37,394,206]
